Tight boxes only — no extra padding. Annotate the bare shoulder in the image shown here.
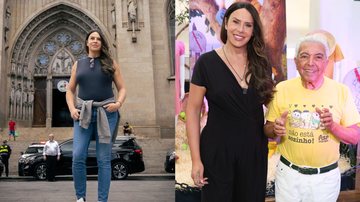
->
[213,48,223,59]
[214,47,222,54]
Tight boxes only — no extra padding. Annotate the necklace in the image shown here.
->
[222,46,247,82]
[222,46,248,94]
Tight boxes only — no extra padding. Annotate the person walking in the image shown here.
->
[66,29,126,202]
[8,119,16,141]
[186,2,274,201]
[43,133,60,182]
[0,140,12,177]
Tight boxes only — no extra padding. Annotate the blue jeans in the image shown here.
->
[72,109,119,202]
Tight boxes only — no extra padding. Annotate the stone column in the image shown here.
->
[0,1,6,127]
[46,76,52,128]
[9,80,15,118]
[17,84,22,119]
[28,84,34,121]
[22,84,28,120]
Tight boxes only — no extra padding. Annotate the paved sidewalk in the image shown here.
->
[0,173,175,181]
[0,175,175,202]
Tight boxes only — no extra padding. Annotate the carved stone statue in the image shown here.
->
[111,2,117,42]
[28,85,34,120]
[4,6,11,45]
[22,85,28,120]
[127,0,137,22]
[23,65,29,78]
[11,62,16,74]
[15,83,22,119]
[5,6,11,25]
[17,63,22,76]
[9,81,15,118]
[111,3,116,26]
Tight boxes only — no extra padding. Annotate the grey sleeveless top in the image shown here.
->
[76,57,114,101]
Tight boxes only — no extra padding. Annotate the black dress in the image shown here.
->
[191,50,268,202]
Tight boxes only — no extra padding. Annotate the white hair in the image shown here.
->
[295,34,330,58]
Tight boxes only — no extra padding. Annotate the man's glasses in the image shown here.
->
[90,58,95,69]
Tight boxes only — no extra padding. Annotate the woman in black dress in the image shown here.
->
[186,2,274,202]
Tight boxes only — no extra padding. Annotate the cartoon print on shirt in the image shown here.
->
[301,110,311,129]
[287,104,332,144]
[289,108,323,129]
[290,109,302,128]
[310,112,321,129]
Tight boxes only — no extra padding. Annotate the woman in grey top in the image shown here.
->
[66,30,126,202]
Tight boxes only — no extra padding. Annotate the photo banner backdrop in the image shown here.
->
[189,0,287,83]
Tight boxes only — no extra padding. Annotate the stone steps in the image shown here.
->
[137,138,174,174]
[0,127,174,176]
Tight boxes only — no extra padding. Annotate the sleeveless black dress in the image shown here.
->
[191,50,268,202]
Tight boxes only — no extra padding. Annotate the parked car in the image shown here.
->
[164,149,176,173]
[18,136,145,180]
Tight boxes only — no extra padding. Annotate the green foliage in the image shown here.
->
[340,142,357,167]
[176,0,189,26]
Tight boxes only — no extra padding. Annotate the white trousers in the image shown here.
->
[275,160,340,202]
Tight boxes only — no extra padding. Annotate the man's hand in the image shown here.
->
[315,108,334,130]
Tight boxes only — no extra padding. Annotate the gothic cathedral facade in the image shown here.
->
[0,0,175,138]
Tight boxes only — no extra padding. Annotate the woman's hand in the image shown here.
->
[104,102,122,112]
[70,108,80,120]
[191,160,208,188]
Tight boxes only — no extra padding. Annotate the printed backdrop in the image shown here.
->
[189,0,287,83]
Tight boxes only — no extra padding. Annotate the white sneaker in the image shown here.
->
[76,198,85,202]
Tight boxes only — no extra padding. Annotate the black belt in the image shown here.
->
[280,156,338,175]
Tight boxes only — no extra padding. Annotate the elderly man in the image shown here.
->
[264,34,360,202]
[43,133,60,182]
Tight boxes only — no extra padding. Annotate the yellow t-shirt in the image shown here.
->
[266,77,360,167]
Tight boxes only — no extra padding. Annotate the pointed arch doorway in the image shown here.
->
[33,31,87,127]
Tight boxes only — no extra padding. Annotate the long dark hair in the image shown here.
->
[220,2,274,105]
[85,30,114,75]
